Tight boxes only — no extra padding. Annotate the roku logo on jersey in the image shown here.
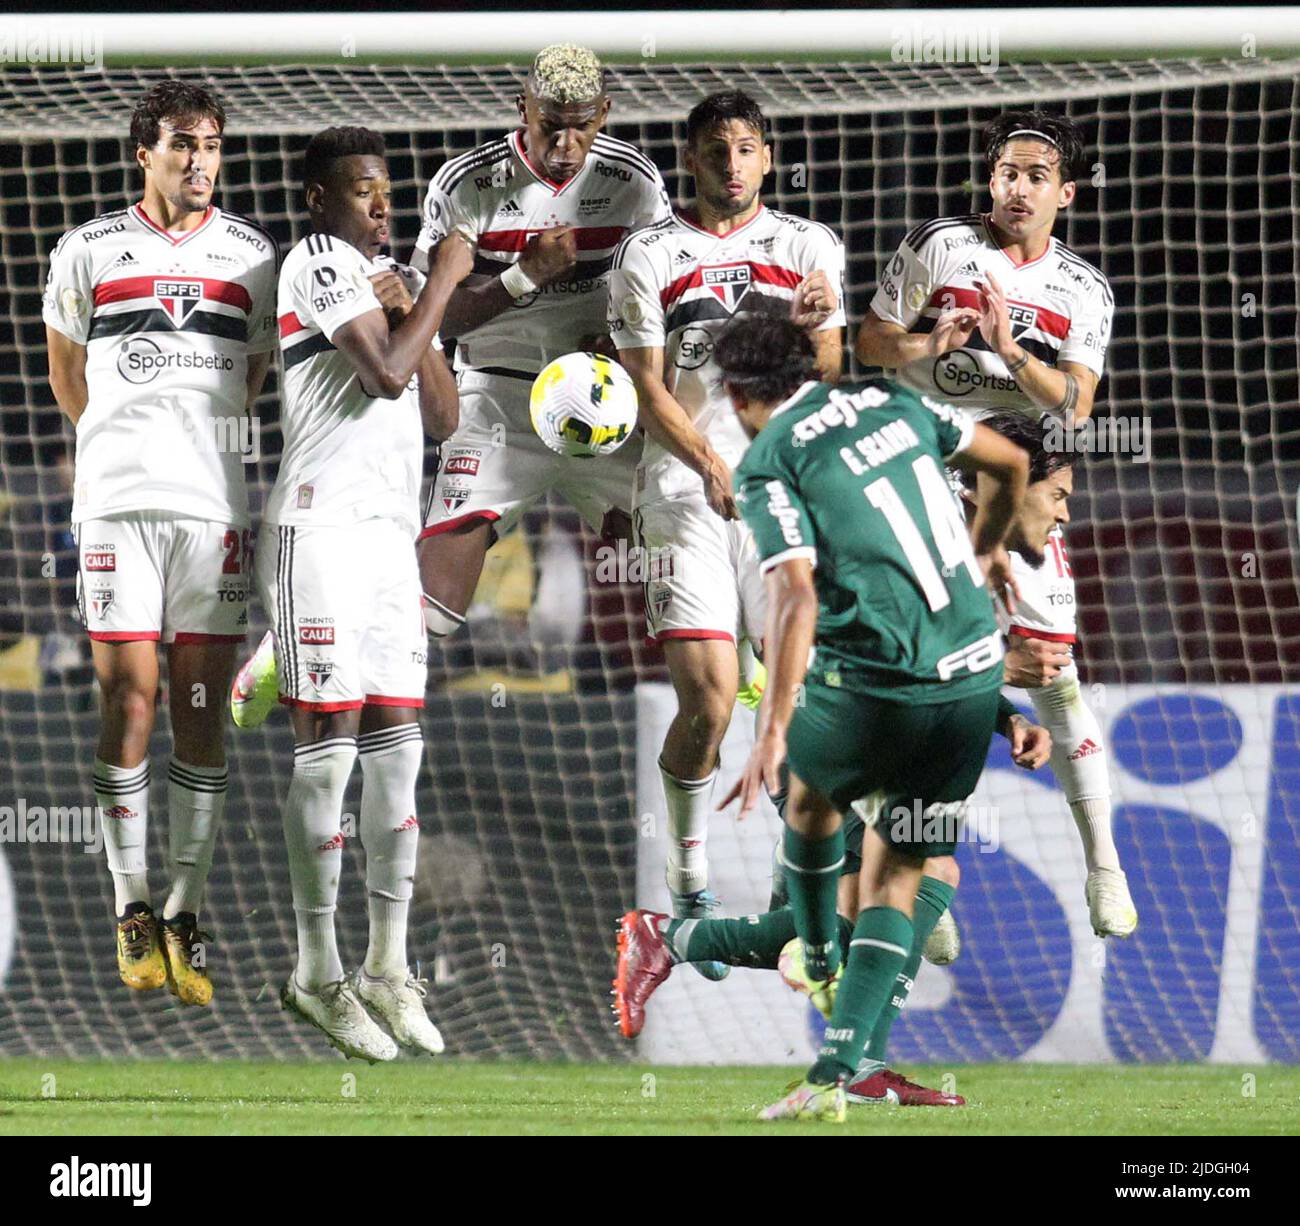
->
[593,161,632,182]
[298,625,335,645]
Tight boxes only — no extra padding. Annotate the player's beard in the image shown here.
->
[704,182,759,219]
[1008,529,1046,569]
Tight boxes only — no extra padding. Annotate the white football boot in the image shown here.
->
[1086,867,1139,938]
[280,976,399,1063]
[353,969,446,1056]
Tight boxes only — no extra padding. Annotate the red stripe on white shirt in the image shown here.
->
[926,285,1071,341]
[278,311,307,338]
[478,225,628,253]
[660,262,804,308]
[94,275,252,314]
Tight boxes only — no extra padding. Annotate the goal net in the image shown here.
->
[1,56,1298,1064]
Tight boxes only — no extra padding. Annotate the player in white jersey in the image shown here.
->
[258,127,471,1062]
[607,91,845,974]
[856,110,1136,938]
[43,81,277,1007]
[410,44,673,641]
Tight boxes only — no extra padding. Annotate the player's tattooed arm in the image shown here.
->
[620,345,738,520]
[46,328,89,425]
[977,273,1099,423]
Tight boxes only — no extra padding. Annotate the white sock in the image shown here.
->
[358,723,423,978]
[282,735,356,989]
[660,759,717,896]
[163,758,227,920]
[1028,663,1121,873]
[93,758,151,913]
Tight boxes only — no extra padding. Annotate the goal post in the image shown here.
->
[1,32,1298,1064]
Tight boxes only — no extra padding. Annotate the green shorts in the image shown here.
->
[786,681,1001,860]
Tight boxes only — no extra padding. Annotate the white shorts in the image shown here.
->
[420,369,639,542]
[75,514,250,644]
[255,518,426,712]
[633,491,767,645]
[1007,526,1077,644]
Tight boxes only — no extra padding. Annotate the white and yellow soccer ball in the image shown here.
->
[529,351,638,458]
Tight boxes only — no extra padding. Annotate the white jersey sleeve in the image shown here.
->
[1055,270,1114,378]
[42,231,95,345]
[803,222,848,333]
[607,234,667,349]
[287,234,383,341]
[869,231,944,331]
[413,172,480,271]
[245,244,280,355]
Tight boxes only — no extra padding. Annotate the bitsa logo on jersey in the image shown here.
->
[702,263,752,311]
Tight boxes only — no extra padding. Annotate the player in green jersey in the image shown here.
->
[714,314,1027,1121]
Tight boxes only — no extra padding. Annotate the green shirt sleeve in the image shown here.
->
[735,446,818,575]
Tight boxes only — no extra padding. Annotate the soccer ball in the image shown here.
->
[529,351,638,458]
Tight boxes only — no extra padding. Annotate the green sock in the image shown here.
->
[664,910,796,969]
[783,825,846,980]
[809,906,913,1084]
[661,910,854,970]
[865,876,956,1063]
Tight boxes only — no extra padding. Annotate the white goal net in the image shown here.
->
[1,56,1299,1063]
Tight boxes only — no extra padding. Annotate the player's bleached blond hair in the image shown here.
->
[527,44,606,105]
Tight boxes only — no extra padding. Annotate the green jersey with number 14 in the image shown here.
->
[735,377,1004,703]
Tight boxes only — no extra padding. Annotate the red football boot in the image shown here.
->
[845,1067,966,1107]
[612,910,674,1039]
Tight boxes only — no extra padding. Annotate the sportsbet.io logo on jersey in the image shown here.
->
[932,350,1019,397]
[116,338,234,385]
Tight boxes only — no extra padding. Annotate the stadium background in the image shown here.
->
[1,52,1298,1062]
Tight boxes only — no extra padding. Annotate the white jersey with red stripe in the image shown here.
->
[42,203,278,526]
[608,205,847,504]
[869,212,1114,418]
[1004,528,1077,643]
[268,233,433,538]
[412,129,671,375]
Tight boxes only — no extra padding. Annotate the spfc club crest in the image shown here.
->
[154,279,204,327]
[702,263,752,311]
[90,587,114,618]
[441,487,469,516]
[305,659,334,690]
[1007,302,1038,337]
[650,582,673,619]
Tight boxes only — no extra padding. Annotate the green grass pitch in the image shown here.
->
[1,1062,1296,1136]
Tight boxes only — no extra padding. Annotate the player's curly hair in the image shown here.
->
[528,44,606,104]
[713,315,816,405]
[963,412,1075,486]
[302,126,386,195]
[129,79,227,150]
[686,90,769,146]
[983,110,1086,183]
